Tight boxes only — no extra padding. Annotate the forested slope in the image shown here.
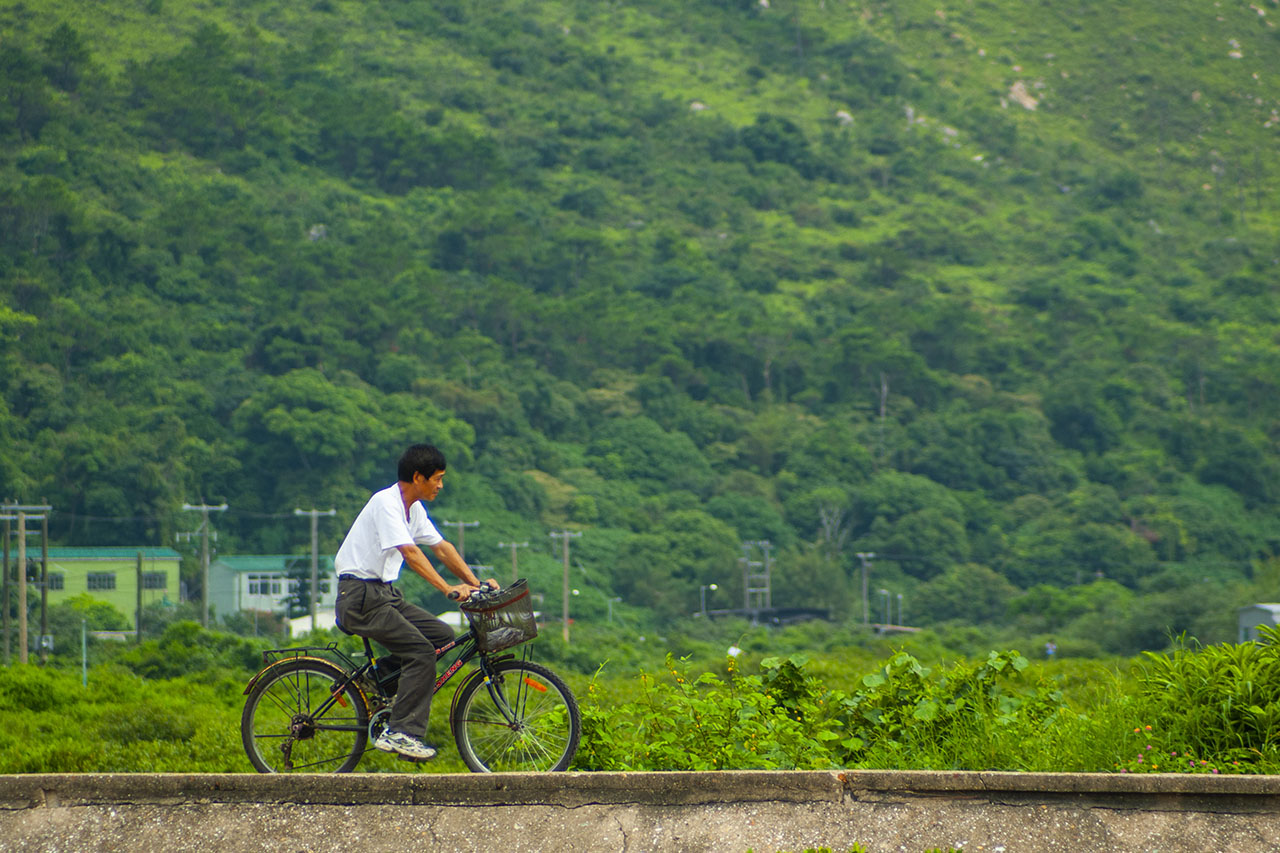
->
[3,0,1279,654]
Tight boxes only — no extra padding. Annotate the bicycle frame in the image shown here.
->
[243,625,524,740]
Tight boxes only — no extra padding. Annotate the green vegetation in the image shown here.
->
[3,0,1279,654]
[577,642,1278,774]
[2,0,1280,773]
[5,619,1280,775]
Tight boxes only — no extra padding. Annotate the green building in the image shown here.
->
[40,547,182,627]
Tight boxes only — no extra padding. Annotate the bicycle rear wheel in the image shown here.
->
[452,658,580,772]
[241,658,369,773]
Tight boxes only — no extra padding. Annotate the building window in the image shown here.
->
[142,572,166,590]
[48,573,65,591]
[87,572,117,591]
[247,574,284,596]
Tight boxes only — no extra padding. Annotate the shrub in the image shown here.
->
[837,650,1067,769]
[576,653,842,770]
[1132,628,1280,768]
[0,665,83,713]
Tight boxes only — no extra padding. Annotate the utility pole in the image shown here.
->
[856,552,875,626]
[877,372,890,468]
[136,551,144,644]
[2,504,52,665]
[39,514,48,664]
[294,508,336,633]
[181,503,228,628]
[549,530,581,643]
[496,540,528,584]
[440,519,479,562]
[17,513,25,665]
[2,515,9,665]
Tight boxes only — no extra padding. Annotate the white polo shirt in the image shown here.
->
[333,484,444,583]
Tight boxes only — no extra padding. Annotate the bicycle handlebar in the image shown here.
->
[447,581,496,602]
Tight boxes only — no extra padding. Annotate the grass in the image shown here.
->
[4,628,1280,774]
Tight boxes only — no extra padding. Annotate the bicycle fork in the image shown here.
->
[447,654,528,732]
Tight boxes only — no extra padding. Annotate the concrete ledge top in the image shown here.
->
[3,770,1280,810]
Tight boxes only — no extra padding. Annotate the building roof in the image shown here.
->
[1239,603,1280,614]
[212,554,336,574]
[46,547,182,561]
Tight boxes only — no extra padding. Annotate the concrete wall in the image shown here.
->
[3,770,1279,853]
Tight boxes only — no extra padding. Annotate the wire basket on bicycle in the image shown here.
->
[460,578,539,653]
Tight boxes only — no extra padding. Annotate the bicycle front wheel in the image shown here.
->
[452,658,580,772]
[241,658,369,773]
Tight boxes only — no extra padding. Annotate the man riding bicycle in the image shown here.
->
[334,443,499,760]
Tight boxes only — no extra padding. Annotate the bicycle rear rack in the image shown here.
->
[259,642,361,671]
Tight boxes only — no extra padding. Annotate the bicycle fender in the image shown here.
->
[448,667,487,723]
[241,655,350,695]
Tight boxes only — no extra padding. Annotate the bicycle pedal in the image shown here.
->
[397,752,435,763]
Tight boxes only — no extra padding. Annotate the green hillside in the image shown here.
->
[3,0,1279,655]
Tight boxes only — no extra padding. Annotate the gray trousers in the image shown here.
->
[335,578,455,739]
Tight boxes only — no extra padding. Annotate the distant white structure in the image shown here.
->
[1238,604,1280,642]
[289,609,338,638]
[290,607,468,639]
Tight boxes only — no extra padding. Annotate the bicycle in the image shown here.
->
[240,579,580,773]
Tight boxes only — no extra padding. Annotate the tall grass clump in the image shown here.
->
[1123,627,1280,772]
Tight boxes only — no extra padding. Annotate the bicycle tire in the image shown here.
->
[241,657,369,773]
[452,658,580,773]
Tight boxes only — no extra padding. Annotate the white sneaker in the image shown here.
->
[373,730,437,760]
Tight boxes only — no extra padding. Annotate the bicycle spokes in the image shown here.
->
[452,660,580,772]
[241,659,369,773]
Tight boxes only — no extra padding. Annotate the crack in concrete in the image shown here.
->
[611,813,629,852]
[846,789,1280,819]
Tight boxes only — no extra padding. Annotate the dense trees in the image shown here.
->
[2,0,1278,654]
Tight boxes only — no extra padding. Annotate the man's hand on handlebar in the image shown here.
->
[446,579,501,601]
[446,583,478,601]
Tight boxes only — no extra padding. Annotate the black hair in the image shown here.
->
[398,444,447,482]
